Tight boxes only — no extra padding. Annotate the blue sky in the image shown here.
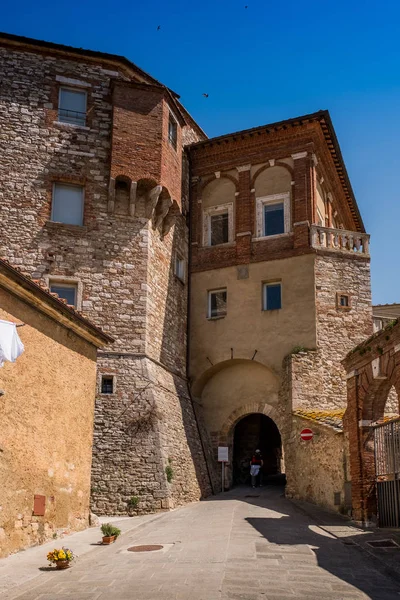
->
[2,0,399,304]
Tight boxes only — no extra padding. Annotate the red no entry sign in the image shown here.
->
[300,428,313,441]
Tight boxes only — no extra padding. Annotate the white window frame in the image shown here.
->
[58,86,87,127]
[256,193,290,239]
[51,182,85,226]
[203,203,234,247]
[174,254,186,282]
[45,275,83,310]
[207,288,227,319]
[262,282,282,311]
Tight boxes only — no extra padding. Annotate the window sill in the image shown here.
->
[262,308,282,312]
[45,220,87,233]
[174,274,186,286]
[53,121,90,132]
[207,315,226,321]
[252,232,292,242]
[203,241,236,249]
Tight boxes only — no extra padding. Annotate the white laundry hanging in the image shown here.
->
[0,320,24,367]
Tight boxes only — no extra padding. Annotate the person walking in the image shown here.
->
[250,449,263,488]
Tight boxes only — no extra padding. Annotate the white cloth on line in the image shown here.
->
[0,320,24,367]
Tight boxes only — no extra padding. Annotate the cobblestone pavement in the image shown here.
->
[2,487,400,600]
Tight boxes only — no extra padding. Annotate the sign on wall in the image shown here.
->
[218,446,229,462]
[300,428,313,441]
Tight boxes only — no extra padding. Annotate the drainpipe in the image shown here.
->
[355,372,366,523]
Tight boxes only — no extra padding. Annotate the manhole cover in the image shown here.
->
[367,539,399,548]
[127,545,164,552]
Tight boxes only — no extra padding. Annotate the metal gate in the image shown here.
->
[374,418,400,527]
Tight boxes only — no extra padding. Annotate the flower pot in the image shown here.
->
[55,560,70,570]
[102,535,116,545]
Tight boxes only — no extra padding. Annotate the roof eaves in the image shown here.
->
[0,259,113,346]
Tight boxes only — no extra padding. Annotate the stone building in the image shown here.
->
[0,32,211,516]
[372,303,400,332]
[188,112,372,510]
[0,32,375,516]
[0,258,112,557]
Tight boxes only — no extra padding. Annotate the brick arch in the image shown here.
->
[343,319,400,523]
[199,172,239,194]
[219,402,281,445]
[250,161,294,188]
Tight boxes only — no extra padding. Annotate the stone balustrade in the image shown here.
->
[311,225,370,256]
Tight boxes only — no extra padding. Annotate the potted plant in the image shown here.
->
[47,547,75,569]
[101,523,121,544]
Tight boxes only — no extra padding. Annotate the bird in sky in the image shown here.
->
[202,93,209,98]
[157,25,161,30]
[245,5,248,8]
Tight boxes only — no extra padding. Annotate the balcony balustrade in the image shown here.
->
[310,225,370,256]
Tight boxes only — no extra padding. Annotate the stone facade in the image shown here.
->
[188,113,373,512]
[0,32,378,520]
[0,259,111,557]
[0,33,211,517]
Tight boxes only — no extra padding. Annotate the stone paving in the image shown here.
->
[1,487,400,600]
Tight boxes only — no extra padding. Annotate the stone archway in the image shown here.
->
[343,319,400,523]
[218,402,284,489]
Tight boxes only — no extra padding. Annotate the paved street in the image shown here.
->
[1,487,400,600]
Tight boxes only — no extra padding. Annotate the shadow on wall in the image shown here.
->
[157,219,212,500]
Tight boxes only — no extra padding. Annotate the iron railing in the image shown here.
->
[374,418,400,527]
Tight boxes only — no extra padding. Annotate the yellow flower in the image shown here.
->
[58,550,66,560]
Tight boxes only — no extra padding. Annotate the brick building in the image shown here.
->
[0,32,378,516]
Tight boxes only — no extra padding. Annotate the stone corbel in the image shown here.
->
[145,185,162,219]
[108,177,115,214]
[129,182,137,217]
[161,201,179,238]
[153,197,173,230]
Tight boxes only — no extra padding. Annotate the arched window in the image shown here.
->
[254,166,291,238]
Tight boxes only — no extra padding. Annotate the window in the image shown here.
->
[337,293,351,310]
[49,283,77,307]
[168,115,177,150]
[52,183,84,226]
[263,283,282,311]
[58,87,87,126]
[208,289,227,319]
[210,212,229,245]
[174,255,185,282]
[101,376,114,394]
[256,193,290,238]
[203,203,233,246]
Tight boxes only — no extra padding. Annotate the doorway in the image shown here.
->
[232,413,283,485]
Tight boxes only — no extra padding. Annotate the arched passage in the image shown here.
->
[232,413,282,485]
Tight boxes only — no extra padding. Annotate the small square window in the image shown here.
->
[101,376,114,394]
[58,87,87,126]
[168,115,177,150]
[263,283,282,311]
[336,292,351,310]
[49,283,77,307]
[52,183,84,226]
[210,212,229,245]
[264,202,285,236]
[174,255,185,282]
[208,289,227,319]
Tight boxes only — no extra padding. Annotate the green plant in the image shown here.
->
[52,532,58,539]
[165,463,174,483]
[100,523,121,538]
[127,496,139,509]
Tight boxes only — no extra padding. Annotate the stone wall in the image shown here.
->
[291,253,372,412]
[0,40,211,517]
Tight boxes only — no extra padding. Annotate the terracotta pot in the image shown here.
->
[55,560,70,570]
[102,535,116,545]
